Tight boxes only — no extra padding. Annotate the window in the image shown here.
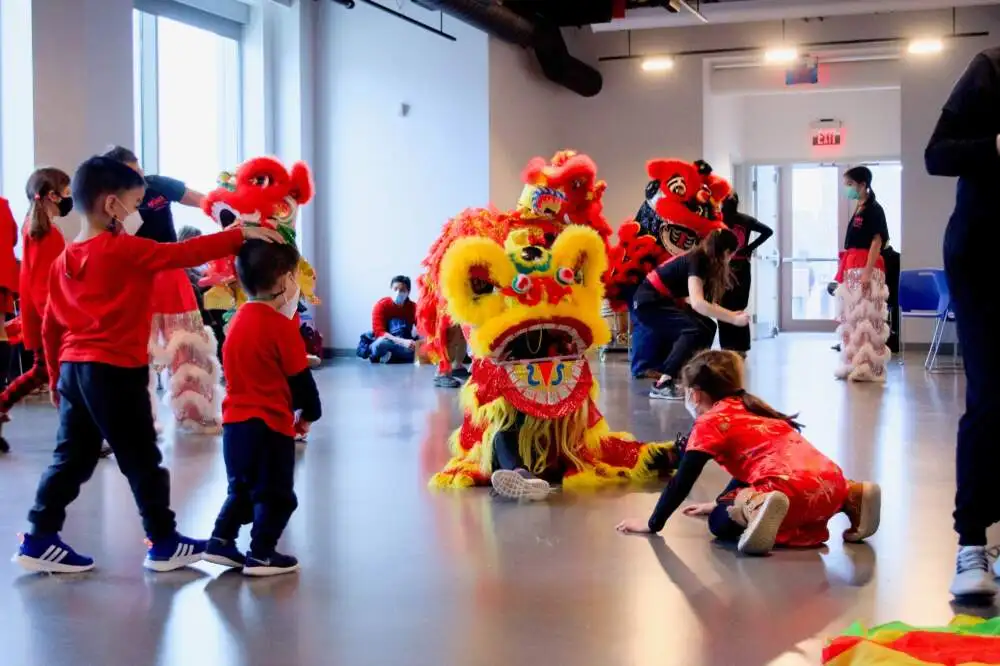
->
[133,7,242,235]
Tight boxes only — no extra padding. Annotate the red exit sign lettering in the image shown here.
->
[812,128,842,146]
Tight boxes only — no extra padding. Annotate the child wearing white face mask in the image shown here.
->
[203,239,321,576]
[368,275,418,364]
[616,350,881,555]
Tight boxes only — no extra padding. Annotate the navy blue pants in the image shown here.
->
[630,301,717,379]
[211,419,298,556]
[29,362,176,540]
[707,478,749,542]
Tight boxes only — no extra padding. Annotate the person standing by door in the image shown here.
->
[718,192,773,356]
[925,46,1000,598]
[833,166,891,382]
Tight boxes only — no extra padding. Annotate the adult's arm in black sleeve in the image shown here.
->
[288,369,322,422]
[925,54,1000,177]
[742,214,774,256]
[647,451,712,533]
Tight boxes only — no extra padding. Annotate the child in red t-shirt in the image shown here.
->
[13,156,283,575]
[203,240,321,577]
[616,350,881,555]
[0,168,72,454]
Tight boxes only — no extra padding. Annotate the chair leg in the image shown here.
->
[926,318,943,371]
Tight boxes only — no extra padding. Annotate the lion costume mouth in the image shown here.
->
[663,221,700,254]
[487,318,592,408]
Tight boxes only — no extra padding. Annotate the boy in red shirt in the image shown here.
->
[203,240,321,576]
[368,274,417,364]
[13,156,282,574]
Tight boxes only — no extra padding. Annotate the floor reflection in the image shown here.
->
[0,335,980,665]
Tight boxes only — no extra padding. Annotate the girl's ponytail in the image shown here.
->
[25,167,71,241]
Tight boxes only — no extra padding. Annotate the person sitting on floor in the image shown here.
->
[615,350,881,555]
[368,275,418,364]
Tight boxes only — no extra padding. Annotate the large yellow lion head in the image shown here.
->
[439,225,609,410]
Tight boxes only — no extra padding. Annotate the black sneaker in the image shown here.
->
[433,374,462,389]
[649,378,682,401]
[243,551,299,577]
[451,367,471,380]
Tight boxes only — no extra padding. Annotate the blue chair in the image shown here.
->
[898,269,959,371]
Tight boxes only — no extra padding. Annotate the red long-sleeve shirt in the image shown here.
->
[371,297,415,338]
[0,198,19,296]
[19,224,66,350]
[42,228,244,388]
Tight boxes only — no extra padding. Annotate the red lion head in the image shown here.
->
[516,150,611,241]
[201,156,313,231]
[640,159,731,257]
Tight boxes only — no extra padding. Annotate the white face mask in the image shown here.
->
[684,390,700,420]
[279,284,301,320]
[121,210,144,235]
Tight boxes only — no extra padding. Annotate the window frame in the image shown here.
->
[133,0,244,176]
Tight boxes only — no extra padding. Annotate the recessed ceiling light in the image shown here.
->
[764,47,799,64]
[641,56,675,72]
[908,38,944,55]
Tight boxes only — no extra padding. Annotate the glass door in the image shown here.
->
[779,164,842,332]
[750,165,779,340]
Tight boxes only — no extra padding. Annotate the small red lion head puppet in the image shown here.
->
[516,150,612,242]
[198,157,316,304]
[640,158,732,258]
[201,156,313,234]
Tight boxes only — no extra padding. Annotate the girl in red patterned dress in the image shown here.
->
[617,350,881,555]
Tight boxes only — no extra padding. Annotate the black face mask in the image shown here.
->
[56,196,73,218]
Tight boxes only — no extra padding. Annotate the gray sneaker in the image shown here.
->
[433,374,462,389]
[649,379,682,401]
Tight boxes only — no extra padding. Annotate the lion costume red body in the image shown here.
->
[605,159,732,309]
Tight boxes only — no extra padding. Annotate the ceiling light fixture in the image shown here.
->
[641,56,675,72]
[764,47,799,64]
[908,38,944,55]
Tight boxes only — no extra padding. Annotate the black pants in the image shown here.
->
[708,478,749,542]
[631,301,717,379]
[718,259,751,353]
[212,419,298,556]
[29,362,176,540]
[946,221,1000,546]
[490,415,565,484]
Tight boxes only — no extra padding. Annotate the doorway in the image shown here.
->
[743,160,902,334]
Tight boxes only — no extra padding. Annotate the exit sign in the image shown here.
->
[812,127,842,146]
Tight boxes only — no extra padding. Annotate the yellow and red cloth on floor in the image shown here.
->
[824,616,1000,665]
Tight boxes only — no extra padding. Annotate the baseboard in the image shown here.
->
[901,342,959,354]
[326,348,355,358]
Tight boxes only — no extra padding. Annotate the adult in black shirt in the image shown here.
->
[833,166,891,383]
[925,47,1000,598]
[719,192,773,354]
[630,229,748,400]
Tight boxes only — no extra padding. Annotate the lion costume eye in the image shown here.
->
[555,267,575,286]
[666,175,686,196]
[511,274,533,294]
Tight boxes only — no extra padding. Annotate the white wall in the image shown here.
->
[737,88,902,164]
[314,1,489,349]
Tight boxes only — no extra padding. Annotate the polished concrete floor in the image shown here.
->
[0,335,986,666]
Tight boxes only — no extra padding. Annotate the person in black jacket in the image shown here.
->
[719,193,773,355]
[925,46,1000,599]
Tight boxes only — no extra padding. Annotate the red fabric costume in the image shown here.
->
[688,398,849,547]
[0,197,18,315]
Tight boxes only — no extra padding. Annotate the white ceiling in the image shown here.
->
[592,0,1000,31]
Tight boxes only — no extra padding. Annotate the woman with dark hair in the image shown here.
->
[719,192,773,355]
[630,229,750,400]
[833,166,891,382]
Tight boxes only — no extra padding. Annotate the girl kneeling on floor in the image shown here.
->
[615,350,881,555]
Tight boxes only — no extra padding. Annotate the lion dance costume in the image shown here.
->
[199,156,319,317]
[605,159,732,310]
[423,151,676,490]
[833,253,890,382]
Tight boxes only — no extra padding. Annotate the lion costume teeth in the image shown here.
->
[422,152,677,491]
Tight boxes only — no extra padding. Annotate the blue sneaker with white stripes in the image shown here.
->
[143,533,207,572]
[12,533,95,573]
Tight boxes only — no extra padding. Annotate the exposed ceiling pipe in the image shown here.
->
[594,0,1000,31]
[413,0,603,97]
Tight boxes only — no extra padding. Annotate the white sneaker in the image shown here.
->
[490,470,551,502]
[951,546,998,597]
[734,490,790,555]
